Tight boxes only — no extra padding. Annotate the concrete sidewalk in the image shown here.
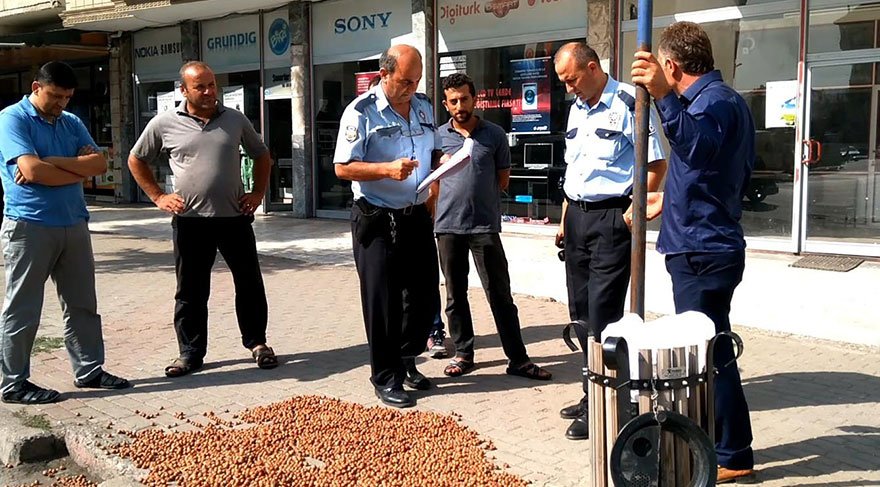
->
[87,204,880,347]
[0,228,877,486]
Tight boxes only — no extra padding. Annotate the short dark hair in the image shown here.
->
[35,62,78,90]
[379,46,422,74]
[442,73,476,98]
[554,42,600,69]
[179,61,213,88]
[658,21,715,75]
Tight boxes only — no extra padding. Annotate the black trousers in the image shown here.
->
[351,203,438,388]
[436,233,529,366]
[172,215,268,361]
[666,250,754,470]
[563,199,632,406]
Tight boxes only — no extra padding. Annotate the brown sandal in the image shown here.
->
[506,362,552,381]
[164,357,203,378]
[443,358,475,377]
[252,345,279,370]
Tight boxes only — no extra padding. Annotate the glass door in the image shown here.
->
[801,60,880,254]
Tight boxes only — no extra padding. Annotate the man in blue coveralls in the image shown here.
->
[334,44,438,409]
[0,62,130,404]
[632,21,757,484]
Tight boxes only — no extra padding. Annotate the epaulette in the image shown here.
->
[354,94,377,112]
[617,90,636,112]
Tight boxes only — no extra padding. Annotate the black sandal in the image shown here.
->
[443,358,475,377]
[252,346,278,370]
[506,362,552,381]
[74,370,132,389]
[2,381,61,404]
[164,357,203,378]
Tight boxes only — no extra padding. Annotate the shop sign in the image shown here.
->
[202,15,260,73]
[355,71,381,96]
[223,85,246,116]
[765,80,798,128]
[312,0,411,65]
[264,68,292,100]
[510,57,551,133]
[264,9,291,68]
[438,0,586,51]
[133,26,183,82]
[473,56,551,133]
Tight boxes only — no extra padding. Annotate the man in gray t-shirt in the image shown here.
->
[435,73,551,382]
[128,61,278,378]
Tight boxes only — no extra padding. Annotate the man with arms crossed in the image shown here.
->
[0,61,130,404]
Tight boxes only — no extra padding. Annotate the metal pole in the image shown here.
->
[630,0,653,319]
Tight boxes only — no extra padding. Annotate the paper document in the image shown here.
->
[416,138,474,193]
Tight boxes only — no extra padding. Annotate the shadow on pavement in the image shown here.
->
[756,426,880,482]
[743,372,880,412]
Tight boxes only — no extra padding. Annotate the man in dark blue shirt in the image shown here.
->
[632,21,756,484]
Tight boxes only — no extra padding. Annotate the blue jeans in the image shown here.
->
[665,250,754,470]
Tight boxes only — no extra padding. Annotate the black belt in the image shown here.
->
[357,199,425,216]
[566,196,631,212]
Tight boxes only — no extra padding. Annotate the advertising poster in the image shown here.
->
[156,91,176,113]
[509,57,551,133]
[355,71,381,96]
[765,80,798,128]
[222,85,245,115]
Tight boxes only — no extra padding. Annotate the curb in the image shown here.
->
[64,424,147,484]
[0,407,65,466]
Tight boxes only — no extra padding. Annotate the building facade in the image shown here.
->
[1,0,878,257]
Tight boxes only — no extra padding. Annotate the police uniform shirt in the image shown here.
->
[333,84,436,209]
[563,76,665,202]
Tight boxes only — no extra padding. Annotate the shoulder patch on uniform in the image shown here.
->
[617,90,636,112]
[354,94,377,112]
[344,125,359,143]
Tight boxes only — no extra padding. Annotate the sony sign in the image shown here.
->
[334,12,392,34]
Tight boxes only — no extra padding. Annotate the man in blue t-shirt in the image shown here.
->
[0,62,130,405]
[434,73,551,382]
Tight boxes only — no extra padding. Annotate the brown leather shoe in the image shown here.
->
[717,466,757,484]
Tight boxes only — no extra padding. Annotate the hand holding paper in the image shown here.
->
[416,138,474,193]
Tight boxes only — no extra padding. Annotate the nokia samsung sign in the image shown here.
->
[334,11,393,34]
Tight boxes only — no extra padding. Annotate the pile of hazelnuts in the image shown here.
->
[110,395,527,486]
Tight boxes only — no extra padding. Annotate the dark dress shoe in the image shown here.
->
[375,386,415,408]
[560,402,586,419]
[403,358,432,390]
[565,415,589,440]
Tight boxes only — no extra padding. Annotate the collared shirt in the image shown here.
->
[0,96,94,227]
[563,76,665,202]
[435,118,510,234]
[131,102,268,218]
[654,70,755,254]
[333,84,436,209]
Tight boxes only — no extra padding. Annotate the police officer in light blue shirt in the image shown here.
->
[553,42,666,440]
[334,44,438,409]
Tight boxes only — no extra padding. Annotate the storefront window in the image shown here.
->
[438,40,579,224]
[620,6,800,238]
[314,60,380,211]
[622,0,788,19]
[808,2,880,54]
